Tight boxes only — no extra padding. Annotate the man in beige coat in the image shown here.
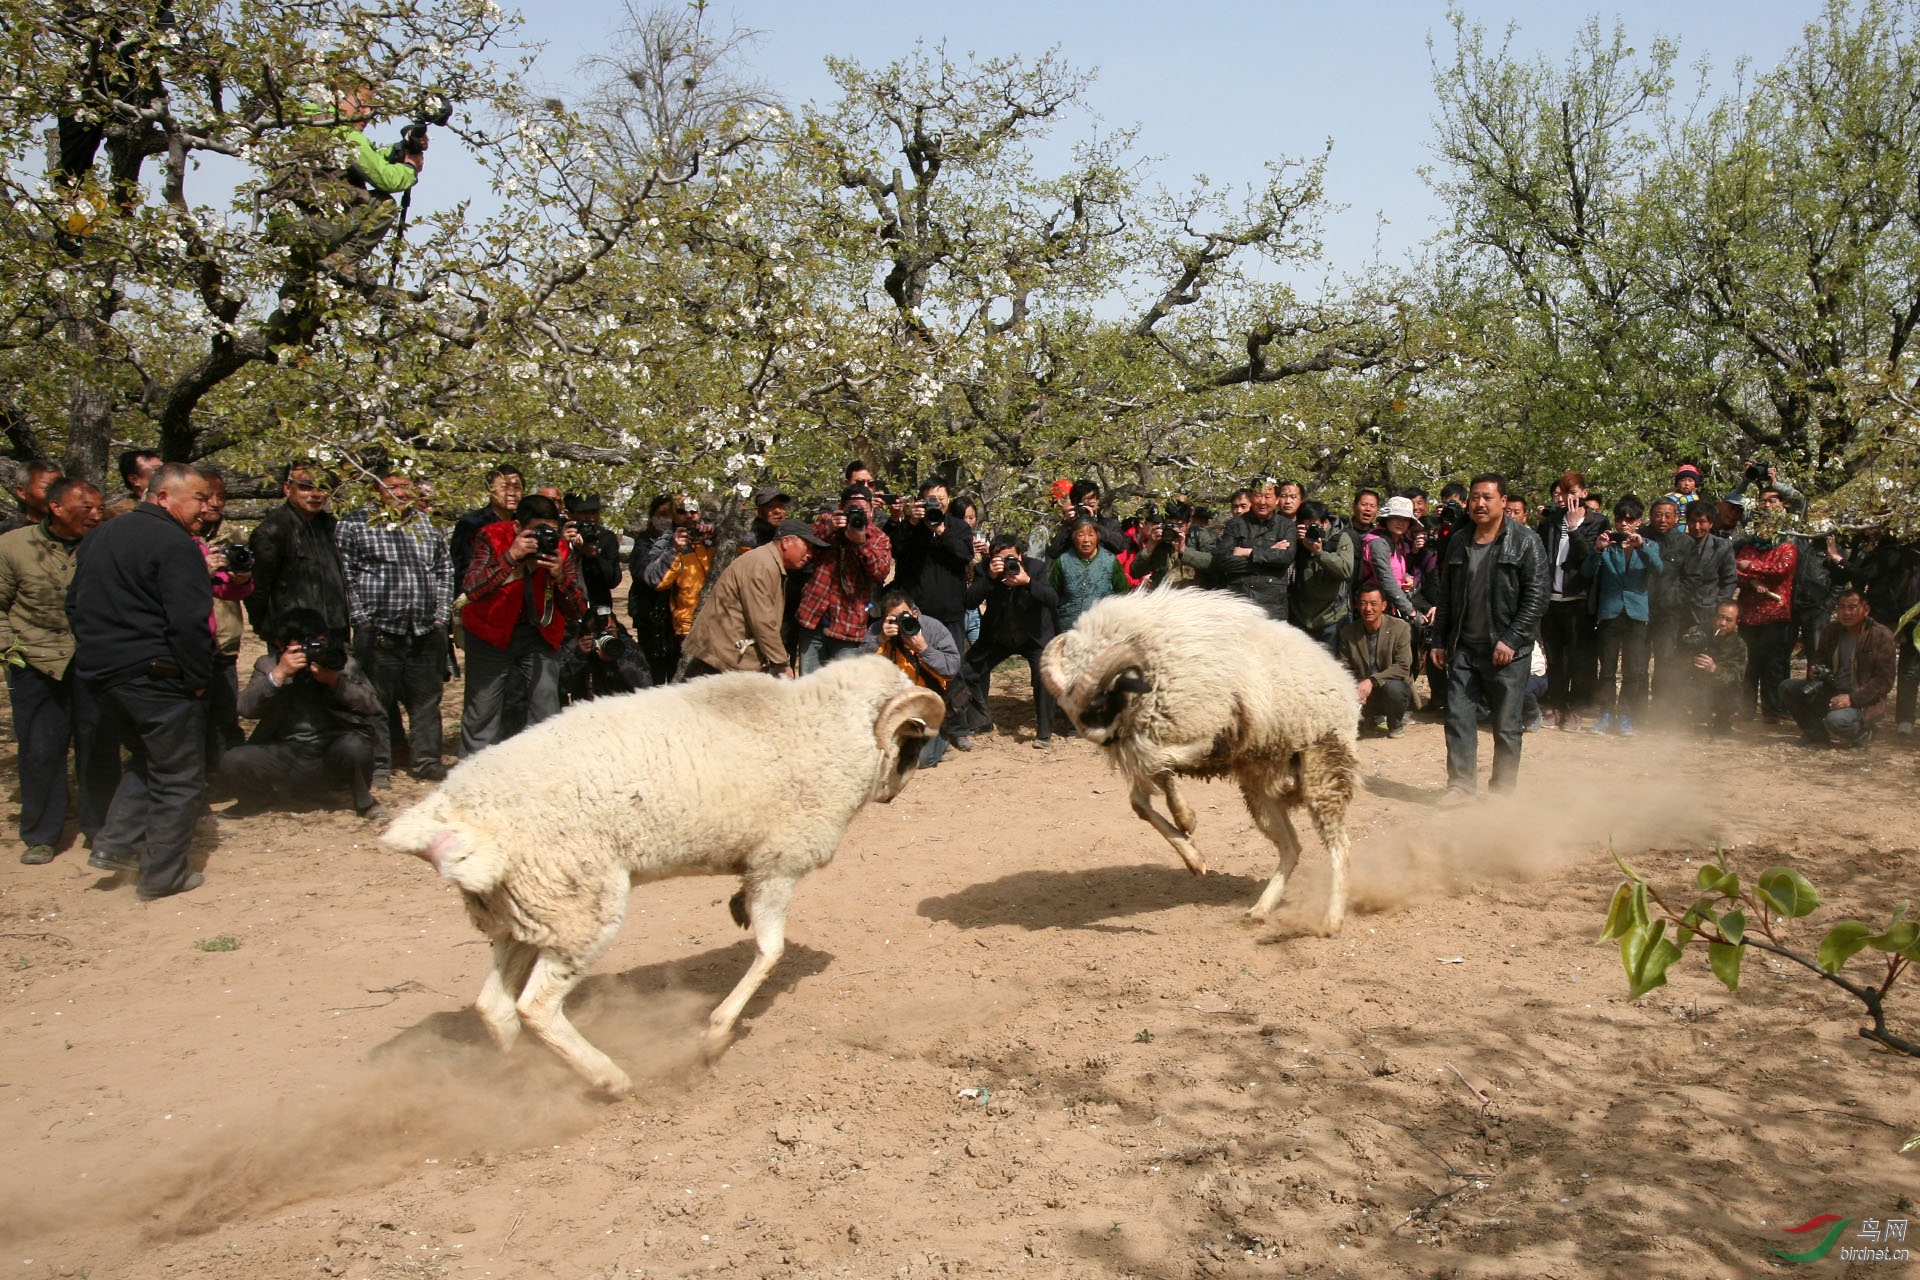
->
[683,521,825,678]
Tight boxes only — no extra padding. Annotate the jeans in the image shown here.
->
[918,732,949,769]
[1594,615,1651,719]
[461,626,562,756]
[222,735,377,811]
[1777,679,1872,746]
[962,640,1056,742]
[1740,621,1794,716]
[1444,643,1529,793]
[1541,598,1597,713]
[91,675,206,897]
[1360,677,1413,726]
[354,625,448,775]
[795,629,861,676]
[7,663,116,847]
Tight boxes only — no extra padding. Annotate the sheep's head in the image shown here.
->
[1041,635,1152,745]
[870,686,946,803]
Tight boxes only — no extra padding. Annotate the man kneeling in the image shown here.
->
[222,608,385,820]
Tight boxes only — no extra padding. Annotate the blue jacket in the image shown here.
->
[1583,538,1665,622]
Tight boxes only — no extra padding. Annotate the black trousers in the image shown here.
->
[963,640,1055,742]
[1594,615,1651,718]
[1444,644,1529,793]
[221,736,377,812]
[91,676,206,898]
[1541,598,1597,713]
[7,663,117,847]
[353,625,447,776]
[1740,621,1794,716]
[1361,677,1413,725]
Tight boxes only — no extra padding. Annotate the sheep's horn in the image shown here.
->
[1065,641,1151,717]
[875,687,945,750]
[1038,634,1070,702]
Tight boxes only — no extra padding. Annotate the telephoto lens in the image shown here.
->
[894,613,922,639]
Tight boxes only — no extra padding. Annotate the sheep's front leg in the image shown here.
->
[703,875,795,1063]
[474,939,538,1051]
[1241,783,1303,925]
[1130,780,1207,875]
[514,891,633,1096]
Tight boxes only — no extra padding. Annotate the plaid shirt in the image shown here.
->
[795,514,893,642]
[336,508,454,634]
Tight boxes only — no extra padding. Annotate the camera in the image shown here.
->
[387,91,453,162]
[892,612,922,640]
[591,629,626,660]
[1677,626,1713,653]
[998,554,1022,577]
[919,497,944,521]
[572,519,600,544]
[222,543,253,574]
[1745,460,1771,484]
[1300,523,1325,545]
[530,523,562,557]
[298,633,347,671]
[845,506,869,532]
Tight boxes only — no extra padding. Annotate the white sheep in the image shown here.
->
[1040,587,1359,933]
[380,656,944,1095]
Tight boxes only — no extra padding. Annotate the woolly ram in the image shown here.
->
[380,657,944,1095]
[1040,588,1359,933]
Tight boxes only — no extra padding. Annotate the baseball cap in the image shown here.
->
[753,485,791,507]
[776,518,830,548]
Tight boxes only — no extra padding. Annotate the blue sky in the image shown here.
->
[408,1,1824,276]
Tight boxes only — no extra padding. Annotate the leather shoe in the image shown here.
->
[88,848,139,874]
[137,871,204,903]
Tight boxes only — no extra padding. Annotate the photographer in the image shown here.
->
[287,79,430,275]
[1216,476,1298,622]
[337,469,453,784]
[651,500,716,666]
[898,481,977,650]
[1679,601,1746,736]
[1581,496,1664,736]
[962,537,1061,749]
[1045,480,1127,559]
[560,606,650,702]
[1777,587,1895,749]
[858,591,963,769]
[459,494,588,754]
[246,461,349,646]
[1339,584,1414,737]
[194,472,254,768]
[1132,501,1213,590]
[564,493,624,610]
[221,608,384,820]
[1536,471,1608,731]
[794,486,894,674]
[1289,501,1356,650]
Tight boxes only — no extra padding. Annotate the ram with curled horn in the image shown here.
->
[1041,587,1361,933]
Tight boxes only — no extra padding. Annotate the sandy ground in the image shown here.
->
[2,640,1917,1280]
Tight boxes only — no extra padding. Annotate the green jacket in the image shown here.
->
[301,102,418,195]
[1290,525,1357,631]
[0,523,82,679]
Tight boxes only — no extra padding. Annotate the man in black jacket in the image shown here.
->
[66,463,216,900]
[962,537,1061,748]
[247,462,349,643]
[563,492,623,610]
[449,462,523,588]
[222,607,385,821]
[1215,476,1297,622]
[1536,474,1607,729]
[1431,473,1549,802]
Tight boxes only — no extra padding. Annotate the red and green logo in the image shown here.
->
[1772,1214,1854,1262]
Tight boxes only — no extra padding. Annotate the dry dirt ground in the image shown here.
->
[2,647,1917,1280]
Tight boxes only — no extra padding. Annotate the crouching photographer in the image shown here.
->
[858,591,963,769]
[1776,587,1896,749]
[220,608,385,821]
[561,605,650,703]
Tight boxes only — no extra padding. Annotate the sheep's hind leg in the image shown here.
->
[1241,782,1303,925]
[474,939,538,1052]
[1160,776,1197,836]
[703,876,796,1062]
[1131,779,1207,875]
[1302,738,1358,936]
[514,901,633,1096]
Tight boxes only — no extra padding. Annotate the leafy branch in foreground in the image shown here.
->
[1601,849,1919,1058]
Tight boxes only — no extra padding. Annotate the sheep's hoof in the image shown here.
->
[1240,907,1269,926]
[699,1030,734,1067]
[590,1071,635,1100]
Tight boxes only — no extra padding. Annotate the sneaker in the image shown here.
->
[1435,787,1475,809]
[87,847,139,874]
[19,844,56,865]
[1522,714,1544,734]
[1590,713,1614,735]
[137,871,203,903]
[946,735,975,753]
[411,761,448,782]
[1559,712,1582,733]
[1898,722,1914,738]
[1371,716,1390,735]
[1032,738,1054,752]
[1616,715,1636,737]
[357,801,390,824]
[1387,719,1407,739]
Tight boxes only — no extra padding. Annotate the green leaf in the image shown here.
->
[1866,920,1920,954]
[1620,920,1683,1001]
[1757,867,1819,918]
[1707,940,1744,991]
[1820,922,1876,973]
[1677,897,1717,948]
[1719,909,1746,944]
[1695,864,1740,898]
[1599,880,1649,942]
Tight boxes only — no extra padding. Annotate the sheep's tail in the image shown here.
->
[379,793,511,895]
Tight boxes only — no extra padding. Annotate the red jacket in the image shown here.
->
[461,520,586,651]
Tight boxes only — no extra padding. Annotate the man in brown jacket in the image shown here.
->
[1337,583,1415,737]
[683,521,824,678]
[0,477,114,863]
[1778,586,1897,748]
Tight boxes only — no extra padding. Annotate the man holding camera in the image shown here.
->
[1777,587,1895,749]
[1289,501,1356,650]
[794,486,894,674]
[459,494,588,754]
[292,79,429,276]
[649,496,716,671]
[1679,600,1746,735]
[221,608,384,820]
[859,591,964,768]
[66,463,215,900]
[337,469,454,784]
[247,462,349,649]
[1216,476,1298,622]
[963,537,1062,748]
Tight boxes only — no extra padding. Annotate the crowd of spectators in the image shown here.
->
[2,450,1916,899]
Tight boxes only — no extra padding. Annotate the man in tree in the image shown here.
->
[286,78,426,279]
